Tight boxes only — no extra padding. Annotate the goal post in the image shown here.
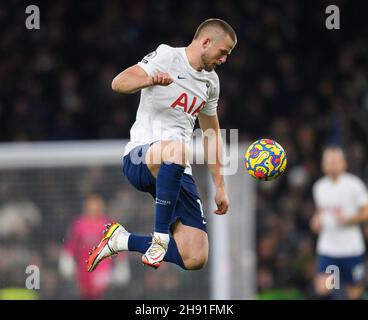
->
[209,143,257,300]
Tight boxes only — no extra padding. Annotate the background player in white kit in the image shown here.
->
[87,19,237,272]
[311,146,368,299]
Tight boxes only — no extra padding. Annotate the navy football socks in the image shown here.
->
[128,234,186,269]
[125,162,187,269]
[154,162,185,234]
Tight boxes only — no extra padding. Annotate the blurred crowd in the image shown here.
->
[1,0,368,299]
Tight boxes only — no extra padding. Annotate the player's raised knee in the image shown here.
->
[183,251,208,270]
[162,140,189,166]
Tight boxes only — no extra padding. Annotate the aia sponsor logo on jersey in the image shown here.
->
[170,92,205,116]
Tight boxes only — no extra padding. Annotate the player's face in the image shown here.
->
[201,34,236,71]
[322,149,347,179]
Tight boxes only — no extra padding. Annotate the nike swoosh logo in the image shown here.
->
[177,75,186,79]
[150,252,165,261]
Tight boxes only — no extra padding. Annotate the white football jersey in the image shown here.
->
[123,44,220,175]
[312,173,368,257]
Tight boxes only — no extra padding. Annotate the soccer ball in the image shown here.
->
[244,139,287,181]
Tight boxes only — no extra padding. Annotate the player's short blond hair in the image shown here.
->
[193,18,237,43]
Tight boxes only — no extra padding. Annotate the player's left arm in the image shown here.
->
[339,204,368,225]
[198,113,229,215]
[339,179,368,225]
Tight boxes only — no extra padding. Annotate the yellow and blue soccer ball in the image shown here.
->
[244,139,287,181]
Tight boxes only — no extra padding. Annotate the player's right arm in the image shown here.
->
[111,65,173,94]
[310,210,322,234]
[310,183,322,234]
[338,204,368,225]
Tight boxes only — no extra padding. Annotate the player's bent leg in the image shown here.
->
[142,140,189,269]
[145,140,190,177]
[86,221,207,272]
[127,233,187,269]
[116,142,197,270]
[172,221,209,270]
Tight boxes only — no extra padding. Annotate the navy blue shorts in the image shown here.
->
[122,144,207,233]
[317,254,366,285]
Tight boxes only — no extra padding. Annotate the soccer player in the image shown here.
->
[310,146,368,299]
[86,18,236,271]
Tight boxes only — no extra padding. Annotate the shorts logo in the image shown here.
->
[353,263,365,282]
[155,198,171,206]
